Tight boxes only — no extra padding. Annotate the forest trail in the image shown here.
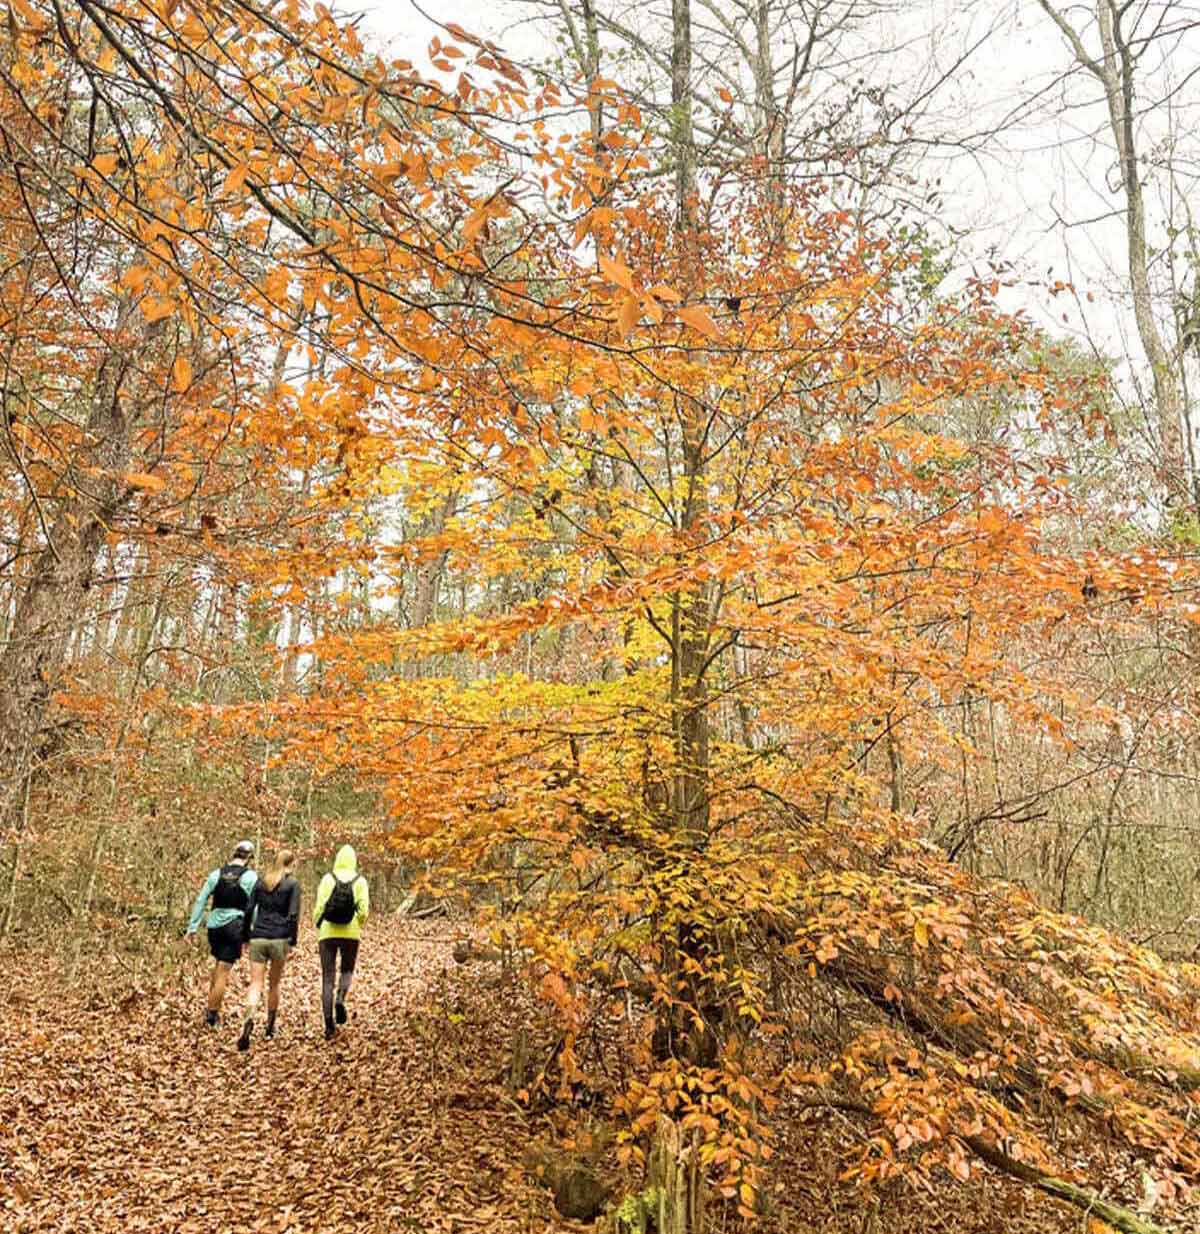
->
[0,917,554,1234]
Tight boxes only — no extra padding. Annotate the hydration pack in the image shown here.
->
[320,875,359,926]
[211,862,251,912]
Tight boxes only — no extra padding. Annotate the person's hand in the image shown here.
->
[183,932,196,948]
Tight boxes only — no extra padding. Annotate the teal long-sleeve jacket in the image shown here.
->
[186,863,258,934]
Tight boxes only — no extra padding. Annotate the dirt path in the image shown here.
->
[0,916,555,1233]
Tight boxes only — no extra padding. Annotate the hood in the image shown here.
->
[333,844,358,880]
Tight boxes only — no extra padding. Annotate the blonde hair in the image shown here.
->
[262,849,295,893]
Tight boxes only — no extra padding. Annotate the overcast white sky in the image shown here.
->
[351,0,1199,383]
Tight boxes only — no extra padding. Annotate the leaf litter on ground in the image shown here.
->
[1,912,1189,1233]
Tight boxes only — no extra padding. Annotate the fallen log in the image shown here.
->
[794,1093,1174,1234]
[962,1134,1172,1234]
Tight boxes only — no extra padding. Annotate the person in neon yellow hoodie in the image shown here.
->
[313,844,370,1040]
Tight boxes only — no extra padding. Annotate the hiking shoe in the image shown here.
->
[237,1020,253,1052]
[324,1017,336,1041]
[204,1010,219,1028]
[265,1012,277,1040]
[335,1001,347,1025]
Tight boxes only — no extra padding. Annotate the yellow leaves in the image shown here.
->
[8,0,41,23]
[120,265,153,294]
[597,250,636,293]
[91,153,119,178]
[618,292,640,339]
[172,355,192,393]
[125,471,166,493]
[913,919,929,949]
[323,93,351,123]
[141,296,175,323]
[676,303,720,339]
[578,406,605,434]
[220,163,249,196]
[978,506,1008,534]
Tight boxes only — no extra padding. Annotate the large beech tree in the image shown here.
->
[267,106,1200,1234]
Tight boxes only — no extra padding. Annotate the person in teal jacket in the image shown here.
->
[186,840,258,1027]
[313,844,369,1040]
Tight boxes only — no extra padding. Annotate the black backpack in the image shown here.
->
[320,874,359,925]
[211,862,251,912]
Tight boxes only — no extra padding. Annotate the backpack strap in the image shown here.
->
[316,871,335,926]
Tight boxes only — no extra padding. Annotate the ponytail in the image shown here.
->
[262,849,295,893]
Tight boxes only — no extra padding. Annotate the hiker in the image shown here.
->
[185,840,258,1026]
[237,848,300,1051]
[313,844,369,1040]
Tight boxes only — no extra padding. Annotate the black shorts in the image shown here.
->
[207,920,244,964]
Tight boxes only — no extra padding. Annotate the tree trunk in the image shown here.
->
[599,1117,705,1234]
[0,347,135,822]
[410,489,458,630]
[752,0,784,211]
[1039,0,1186,501]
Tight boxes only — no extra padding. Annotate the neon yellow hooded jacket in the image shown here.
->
[313,844,369,942]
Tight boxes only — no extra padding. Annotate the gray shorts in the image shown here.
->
[248,938,290,964]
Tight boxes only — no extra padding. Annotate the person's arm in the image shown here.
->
[241,882,258,942]
[355,876,370,925]
[286,878,301,947]
[312,874,332,926]
[186,870,218,935]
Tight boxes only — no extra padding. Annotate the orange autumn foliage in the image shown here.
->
[2,2,1200,1229]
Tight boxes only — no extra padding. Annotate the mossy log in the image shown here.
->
[797,1092,1174,1234]
[962,1134,1173,1234]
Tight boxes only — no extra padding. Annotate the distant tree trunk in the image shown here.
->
[1039,0,1187,502]
[410,489,459,629]
[751,0,784,210]
[887,723,904,813]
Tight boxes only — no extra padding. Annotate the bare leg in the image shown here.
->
[266,954,285,1014]
[238,960,266,1050]
[208,961,233,1014]
[265,951,286,1037]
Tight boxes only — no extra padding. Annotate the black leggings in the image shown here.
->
[319,938,359,1021]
